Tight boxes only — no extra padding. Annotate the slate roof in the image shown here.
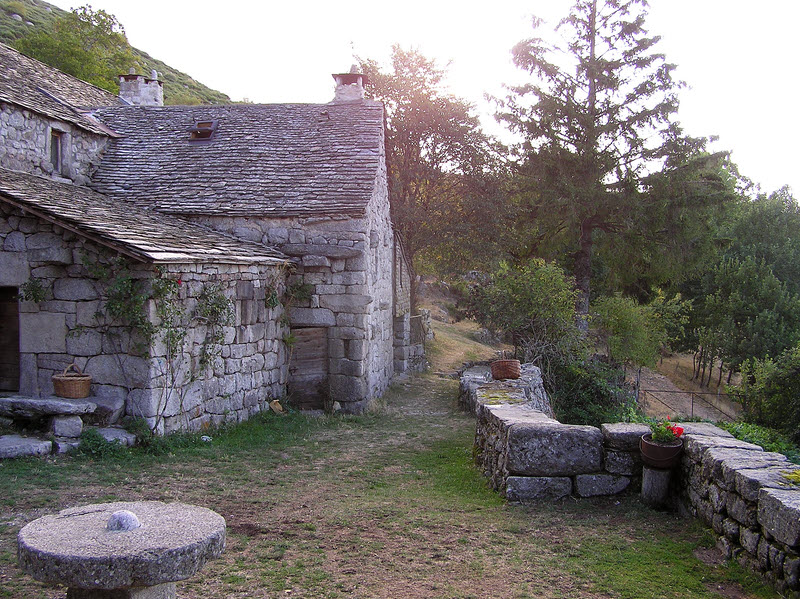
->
[89,102,384,217]
[0,43,119,136]
[0,168,287,264]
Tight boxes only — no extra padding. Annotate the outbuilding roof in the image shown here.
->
[0,43,119,136]
[0,168,288,265]
[89,101,385,218]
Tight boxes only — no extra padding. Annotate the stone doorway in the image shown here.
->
[0,287,20,391]
[287,327,329,410]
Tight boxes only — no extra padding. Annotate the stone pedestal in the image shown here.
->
[642,466,673,508]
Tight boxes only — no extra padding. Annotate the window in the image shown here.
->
[189,120,217,141]
[50,129,63,174]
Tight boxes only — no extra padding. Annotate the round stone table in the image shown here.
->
[17,501,226,599]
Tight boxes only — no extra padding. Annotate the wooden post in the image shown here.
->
[641,466,672,508]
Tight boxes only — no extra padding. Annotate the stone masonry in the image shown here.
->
[462,364,800,594]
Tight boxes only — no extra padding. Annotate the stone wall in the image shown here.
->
[199,170,408,411]
[463,365,800,594]
[0,102,107,184]
[0,203,288,434]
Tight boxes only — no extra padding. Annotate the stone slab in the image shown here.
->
[574,473,630,497]
[18,501,226,589]
[758,488,800,547]
[280,243,361,258]
[0,396,96,418]
[19,312,67,353]
[0,435,51,458]
[734,466,799,503]
[0,251,29,285]
[601,422,650,451]
[97,427,138,447]
[506,476,572,501]
[51,415,83,438]
[507,422,603,476]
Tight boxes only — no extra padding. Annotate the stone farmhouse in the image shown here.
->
[0,42,417,434]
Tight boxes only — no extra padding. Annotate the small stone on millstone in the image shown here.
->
[107,510,141,531]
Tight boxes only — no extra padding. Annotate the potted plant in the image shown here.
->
[640,417,684,469]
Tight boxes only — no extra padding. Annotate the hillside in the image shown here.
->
[0,0,230,105]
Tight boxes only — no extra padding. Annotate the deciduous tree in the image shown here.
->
[14,5,134,92]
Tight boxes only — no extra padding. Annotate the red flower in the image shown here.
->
[177,279,182,286]
[667,425,684,438]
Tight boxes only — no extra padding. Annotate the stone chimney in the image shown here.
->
[118,68,164,107]
[331,65,368,103]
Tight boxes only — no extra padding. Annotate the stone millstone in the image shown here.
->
[17,501,226,590]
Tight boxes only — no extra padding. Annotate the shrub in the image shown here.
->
[733,344,800,442]
[717,421,800,463]
[548,357,638,426]
[592,294,665,369]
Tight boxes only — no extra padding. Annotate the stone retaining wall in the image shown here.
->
[462,365,800,593]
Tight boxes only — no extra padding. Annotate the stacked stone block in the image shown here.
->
[0,203,288,435]
[0,103,107,184]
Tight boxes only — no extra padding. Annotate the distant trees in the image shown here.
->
[359,47,502,290]
[496,0,731,326]
[14,5,134,92]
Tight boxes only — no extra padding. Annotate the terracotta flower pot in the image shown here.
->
[640,433,683,469]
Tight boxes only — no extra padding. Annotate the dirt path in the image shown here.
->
[638,367,741,422]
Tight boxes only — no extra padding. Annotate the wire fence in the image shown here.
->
[639,388,739,422]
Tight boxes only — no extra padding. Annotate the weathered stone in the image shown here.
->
[19,312,67,352]
[574,473,630,497]
[734,467,798,503]
[17,501,226,589]
[506,476,572,501]
[0,396,96,418]
[319,294,373,313]
[604,449,640,476]
[0,250,29,284]
[506,422,603,476]
[280,243,360,258]
[51,415,83,437]
[683,434,763,462]
[741,527,761,555]
[53,437,80,454]
[53,278,98,301]
[758,488,800,547]
[0,434,51,458]
[642,466,673,508]
[288,307,335,327]
[727,494,759,528]
[600,422,650,451]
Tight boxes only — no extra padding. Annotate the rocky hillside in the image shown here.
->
[0,0,229,105]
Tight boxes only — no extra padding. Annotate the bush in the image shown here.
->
[733,344,800,442]
[592,294,664,369]
[548,357,638,426]
[717,421,800,463]
[463,260,586,378]
[77,428,127,458]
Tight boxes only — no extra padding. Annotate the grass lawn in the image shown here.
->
[0,320,781,598]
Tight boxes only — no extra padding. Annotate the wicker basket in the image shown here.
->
[52,363,92,399]
[491,359,521,380]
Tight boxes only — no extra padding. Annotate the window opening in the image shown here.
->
[189,120,218,141]
[50,129,63,173]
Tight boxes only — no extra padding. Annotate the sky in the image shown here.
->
[47,0,800,195]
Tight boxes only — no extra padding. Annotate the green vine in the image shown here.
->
[19,278,47,302]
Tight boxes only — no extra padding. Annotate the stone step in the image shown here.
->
[0,396,97,419]
[0,435,52,459]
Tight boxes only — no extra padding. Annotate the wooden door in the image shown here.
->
[287,327,328,410]
[0,288,20,391]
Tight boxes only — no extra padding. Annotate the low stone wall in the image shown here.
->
[462,366,800,594]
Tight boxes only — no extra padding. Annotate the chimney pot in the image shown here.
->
[331,67,368,103]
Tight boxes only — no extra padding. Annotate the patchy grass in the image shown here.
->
[0,327,780,598]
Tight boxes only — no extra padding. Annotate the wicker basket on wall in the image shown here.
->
[490,359,521,380]
[52,363,92,399]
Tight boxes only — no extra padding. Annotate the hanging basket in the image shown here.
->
[52,363,92,399]
[491,359,521,380]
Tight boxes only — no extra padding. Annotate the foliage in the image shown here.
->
[648,290,693,354]
[717,421,800,464]
[18,277,46,302]
[0,1,229,104]
[497,0,731,324]
[648,417,684,443]
[732,344,800,443]
[195,283,235,368]
[592,294,664,368]
[724,186,800,296]
[548,357,636,426]
[77,427,127,458]
[13,5,134,92]
[463,260,586,377]
[698,257,800,374]
[359,47,501,290]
